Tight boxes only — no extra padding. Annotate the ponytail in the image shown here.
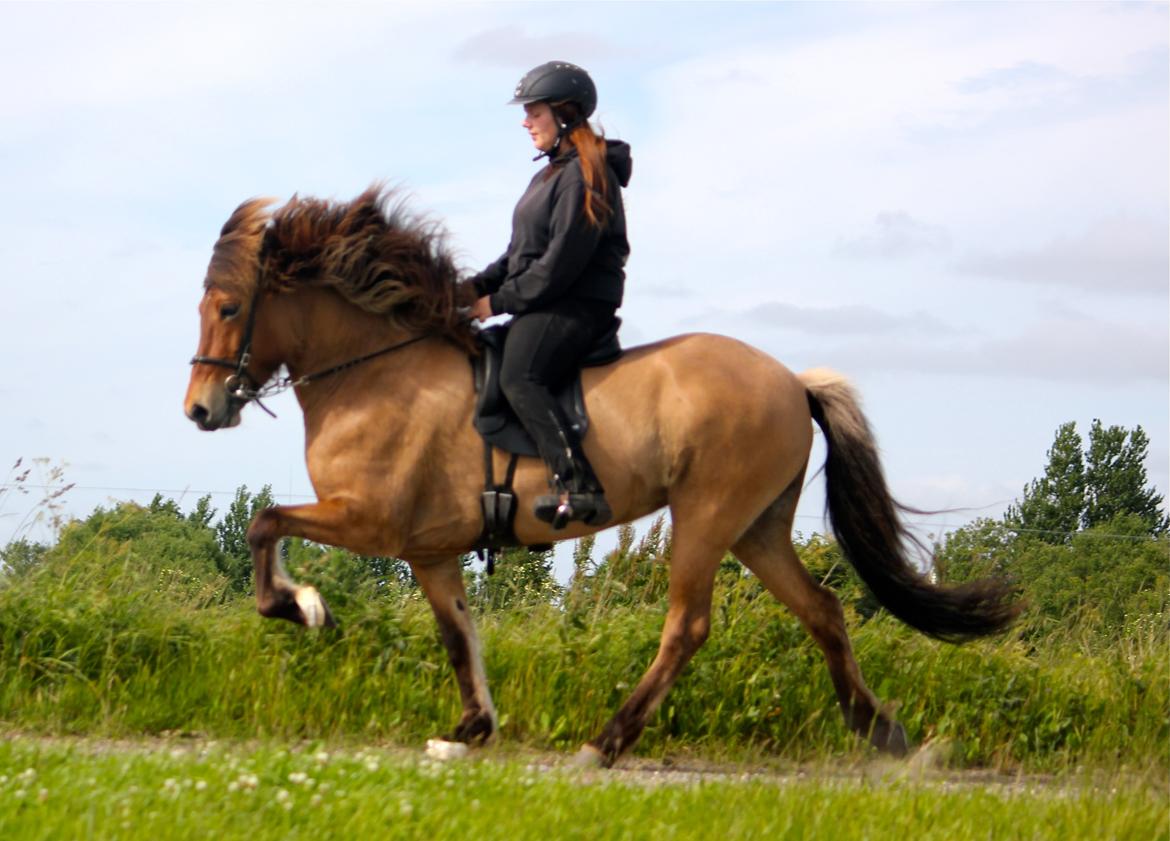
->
[567,123,612,228]
[552,102,612,228]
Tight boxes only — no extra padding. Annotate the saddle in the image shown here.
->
[471,318,622,567]
[472,319,622,457]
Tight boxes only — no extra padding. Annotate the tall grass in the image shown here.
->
[0,533,1165,771]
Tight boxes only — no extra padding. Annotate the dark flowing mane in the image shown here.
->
[207,186,476,352]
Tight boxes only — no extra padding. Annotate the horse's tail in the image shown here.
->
[799,368,1021,642]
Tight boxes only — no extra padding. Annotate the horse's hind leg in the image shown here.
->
[412,556,497,745]
[732,475,908,756]
[578,513,723,768]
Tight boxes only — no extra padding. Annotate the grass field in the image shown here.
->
[0,736,1164,841]
[2,506,1167,837]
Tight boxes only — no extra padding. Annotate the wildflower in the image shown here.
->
[314,751,330,766]
[399,800,413,816]
[18,768,36,782]
[275,788,291,804]
[37,788,49,803]
[364,759,379,773]
[288,772,309,786]
[195,780,208,792]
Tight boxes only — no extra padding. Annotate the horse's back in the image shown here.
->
[586,332,807,415]
[580,332,814,498]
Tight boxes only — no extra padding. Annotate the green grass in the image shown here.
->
[0,736,1164,841]
[0,536,1166,771]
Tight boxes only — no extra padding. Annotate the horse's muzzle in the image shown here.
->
[186,395,242,431]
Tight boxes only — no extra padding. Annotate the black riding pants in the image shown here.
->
[498,297,616,487]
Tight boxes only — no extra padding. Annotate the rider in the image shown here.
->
[466,61,632,529]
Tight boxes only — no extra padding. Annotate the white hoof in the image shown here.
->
[570,745,605,769]
[425,739,469,761]
[295,586,327,628]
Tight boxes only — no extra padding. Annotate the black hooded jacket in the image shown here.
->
[471,140,632,316]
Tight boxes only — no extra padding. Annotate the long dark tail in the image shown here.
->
[800,369,1021,642]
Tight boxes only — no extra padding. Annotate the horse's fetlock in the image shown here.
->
[453,710,494,745]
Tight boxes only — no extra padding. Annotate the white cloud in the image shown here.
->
[453,25,624,68]
[956,216,1169,296]
[835,211,951,260]
[813,315,1168,385]
[699,302,952,336]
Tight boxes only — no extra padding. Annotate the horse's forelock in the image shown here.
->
[206,198,276,295]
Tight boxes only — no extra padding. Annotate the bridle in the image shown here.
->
[189,284,430,418]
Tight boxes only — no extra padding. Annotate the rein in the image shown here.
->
[189,286,429,418]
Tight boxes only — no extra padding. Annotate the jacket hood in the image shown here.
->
[605,140,632,187]
[553,140,632,187]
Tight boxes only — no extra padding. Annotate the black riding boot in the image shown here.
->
[532,411,612,530]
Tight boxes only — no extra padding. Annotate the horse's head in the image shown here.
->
[184,198,280,431]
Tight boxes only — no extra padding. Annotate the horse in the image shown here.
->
[183,186,1020,767]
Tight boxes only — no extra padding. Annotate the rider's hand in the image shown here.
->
[470,296,494,321]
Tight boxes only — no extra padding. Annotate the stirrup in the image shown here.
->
[534,492,612,529]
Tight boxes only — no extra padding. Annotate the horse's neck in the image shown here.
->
[280,289,393,380]
[286,289,472,434]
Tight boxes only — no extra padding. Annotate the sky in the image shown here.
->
[1,1,1166,579]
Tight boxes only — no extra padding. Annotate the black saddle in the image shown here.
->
[472,318,623,457]
[471,318,622,568]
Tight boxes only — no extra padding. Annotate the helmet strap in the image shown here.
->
[532,115,585,162]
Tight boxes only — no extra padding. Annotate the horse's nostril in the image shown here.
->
[189,404,210,425]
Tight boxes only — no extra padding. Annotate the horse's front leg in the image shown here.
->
[246,500,361,627]
[411,556,498,745]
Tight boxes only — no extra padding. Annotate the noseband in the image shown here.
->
[190,285,430,418]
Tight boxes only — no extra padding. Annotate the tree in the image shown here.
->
[1005,420,1168,542]
[42,500,229,605]
[186,494,217,530]
[1083,420,1168,535]
[1004,422,1085,542]
[469,544,560,610]
[0,538,47,577]
[215,484,275,593]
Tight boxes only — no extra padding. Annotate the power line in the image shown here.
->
[0,483,314,500]
[2,483,1162,543]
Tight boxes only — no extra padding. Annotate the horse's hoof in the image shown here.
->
[425,739,469,761]
[570,744,605,769]
[879,721,909,758]
[295,586,335,628]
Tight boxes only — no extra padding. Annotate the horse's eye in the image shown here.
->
[219,303,241,320]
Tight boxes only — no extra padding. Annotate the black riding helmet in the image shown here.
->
[509,61,597,119]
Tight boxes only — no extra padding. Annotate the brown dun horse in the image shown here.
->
[184,187,1019,766]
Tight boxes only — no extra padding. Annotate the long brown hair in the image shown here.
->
[553,103,611,228]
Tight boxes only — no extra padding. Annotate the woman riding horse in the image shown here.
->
[466,61,632,529]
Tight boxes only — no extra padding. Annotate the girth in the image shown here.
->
[472,318,622,571]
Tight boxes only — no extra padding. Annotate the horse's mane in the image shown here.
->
[206,186,476,352]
